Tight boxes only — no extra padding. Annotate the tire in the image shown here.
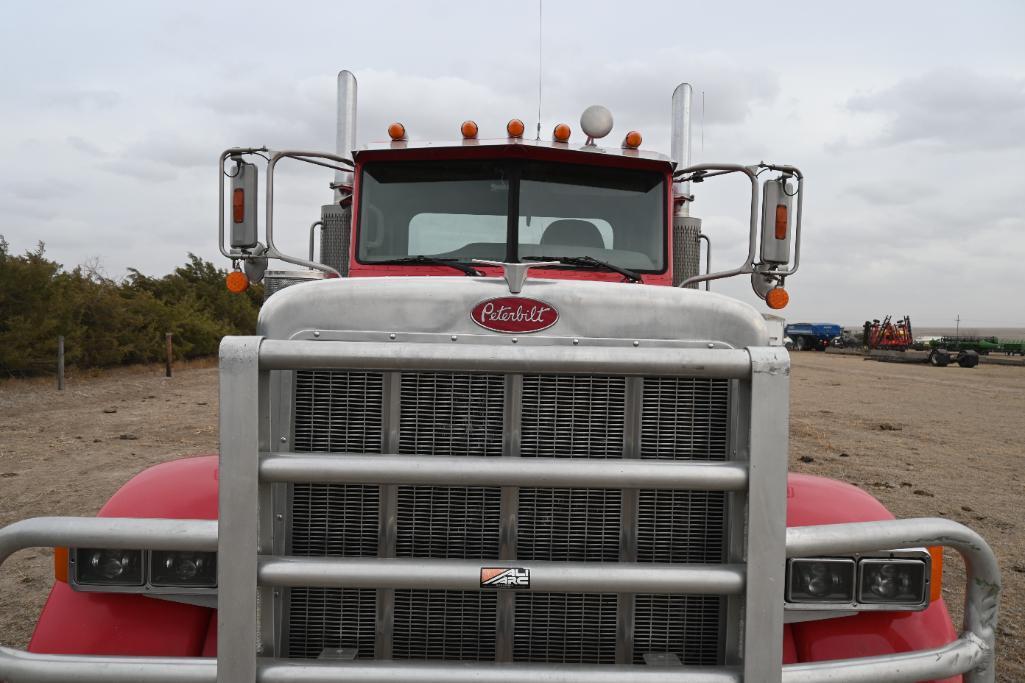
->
[929,349,951,367]
[794,336,807,351]
[958,350,980,368]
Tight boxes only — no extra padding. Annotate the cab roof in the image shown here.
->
[356,137,674,167]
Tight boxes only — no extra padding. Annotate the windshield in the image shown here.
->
[356,158,666,271]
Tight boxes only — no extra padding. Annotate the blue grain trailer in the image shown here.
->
[784,322,843,351]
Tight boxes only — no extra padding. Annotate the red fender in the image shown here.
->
[28,455,219,656]
[785,473,961,683]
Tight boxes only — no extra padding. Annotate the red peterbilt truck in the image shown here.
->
[0,71,1001,683]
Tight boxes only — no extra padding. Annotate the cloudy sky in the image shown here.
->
[2,1,1023,326]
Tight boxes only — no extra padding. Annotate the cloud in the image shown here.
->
[98,158,178,183]
[38,88,121,110]
[847,69,1025,148]
[66,135,108,157]
[843,180,933,207]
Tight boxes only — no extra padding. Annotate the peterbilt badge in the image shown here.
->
[471,297,558,333]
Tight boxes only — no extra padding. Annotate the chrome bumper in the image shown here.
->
[0,515,999,683]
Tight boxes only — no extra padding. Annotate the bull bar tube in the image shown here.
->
[0,339,1000,682]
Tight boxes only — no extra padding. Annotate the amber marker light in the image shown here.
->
[622,131,643,149]
[775,204,789,240]
[387,122,407,141]
[507,118,525,138]
[232,188,245,223]
[54,547,69,583]
[225,270,250,293]
[552,123,571,142]
[461,120,479,139]
[928,546,944,603]
[766,287,789,310]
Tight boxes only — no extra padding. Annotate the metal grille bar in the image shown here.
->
[257,557,746,593]
[261,454,748,491]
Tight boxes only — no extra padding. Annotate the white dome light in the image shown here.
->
[580,105,614,143]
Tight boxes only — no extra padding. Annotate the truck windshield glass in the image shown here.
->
[357,159,665,271]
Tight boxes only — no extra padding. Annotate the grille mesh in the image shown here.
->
[513,593,618,663]
[396,485,501,560]
[517,488,621,562]
[521,375,625,458]
[393,590,497,661]
[400,372,504,457]
[394,372,504,662]
[286,588,377,659]
[288,370,383,659]
[293,370,383,453]
[637,490,726,564]
[640,377,729,461]
[290,484,380,558]
[286,370,731,665]
[632,594,723,665]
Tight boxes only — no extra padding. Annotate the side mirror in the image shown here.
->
[759,177,793,266]
[230,161,259,249]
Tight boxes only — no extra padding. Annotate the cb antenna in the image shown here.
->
[536,0,543,140]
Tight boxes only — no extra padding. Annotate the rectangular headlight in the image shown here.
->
[150,551,217,587]
[786,558,856,603]
[74,548,144,586]
[858,558,927,605]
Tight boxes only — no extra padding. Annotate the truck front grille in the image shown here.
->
[287,371,731,665]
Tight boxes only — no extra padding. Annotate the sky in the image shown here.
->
[1,0,1023,327]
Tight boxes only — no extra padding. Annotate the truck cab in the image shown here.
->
[0,71,1000,683]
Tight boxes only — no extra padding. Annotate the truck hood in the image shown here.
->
[257,276,769,349]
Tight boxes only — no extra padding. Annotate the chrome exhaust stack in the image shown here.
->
[671,83,703,288]
[320,70,358,276]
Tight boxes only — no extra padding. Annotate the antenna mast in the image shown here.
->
[536,0,543,140]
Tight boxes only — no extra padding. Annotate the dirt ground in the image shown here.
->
[0,352,1022,679]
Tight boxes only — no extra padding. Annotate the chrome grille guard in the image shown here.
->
[0,336,999,683]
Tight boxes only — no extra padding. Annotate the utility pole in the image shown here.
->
[955,314,960,338]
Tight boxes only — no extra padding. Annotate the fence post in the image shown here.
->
[57,336,65,391]
[165,332,173,378]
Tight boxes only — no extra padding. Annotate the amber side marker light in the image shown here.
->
[225,270,250,293]
[232,188,245,223]
[54,547,69,583]
[553,123,571,142]
[387,122,407,141]
[775,204,789,240]
[507,118,525,138]
[766,287,789,310]
[461,120,479,139]
[928,546,944,602]
[622,131,643,149]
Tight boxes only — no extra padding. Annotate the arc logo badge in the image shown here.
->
[480,567,530,588]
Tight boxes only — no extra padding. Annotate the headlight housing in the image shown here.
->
[69,548,217,596]
[858,558,928,605]
[786,559,855,603]
[151,551,217,587]
[785,550,930,612]
[75,548,144,586]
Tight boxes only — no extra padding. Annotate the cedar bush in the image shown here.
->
[0,237,263,375]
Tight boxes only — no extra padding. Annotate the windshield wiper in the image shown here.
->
[374,255,483,276]
[522,255,641,282]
